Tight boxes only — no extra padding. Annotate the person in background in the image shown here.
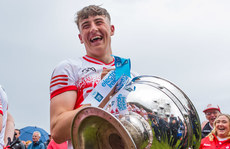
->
[27,131,45,149]
[199,114,230,149]
[0,85,9,148]
[44,134,51,147]
[201,104,221,138]
[25,140,32,149]
[9,129,26,149]
[14,129,20,139]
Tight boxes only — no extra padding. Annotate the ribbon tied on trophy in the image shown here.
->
[81,55,133,116]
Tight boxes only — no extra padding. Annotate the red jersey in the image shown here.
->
[200,134,230,149]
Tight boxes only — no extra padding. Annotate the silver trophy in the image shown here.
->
[71,76,201,149]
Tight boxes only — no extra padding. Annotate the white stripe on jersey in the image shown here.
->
[50,75,69,88]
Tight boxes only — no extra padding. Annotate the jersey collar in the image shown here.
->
[83,55,115,66]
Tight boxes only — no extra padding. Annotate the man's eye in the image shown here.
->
[96,21,103,25]
[82,25,89,29]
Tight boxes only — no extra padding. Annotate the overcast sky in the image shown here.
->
[1,0,230,133]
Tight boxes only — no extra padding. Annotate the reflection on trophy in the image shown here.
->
[71,76,201,149]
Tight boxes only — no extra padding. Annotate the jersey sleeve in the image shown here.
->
[0,100,2,116]
[0,86,8,116]
[50,60,79,99]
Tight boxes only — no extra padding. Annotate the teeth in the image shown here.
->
[93,36,100,40]
[218,128,225,130]
[90,36,102,42]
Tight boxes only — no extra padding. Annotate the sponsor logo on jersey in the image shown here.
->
[203,143,211,146]
[82,67,96,73]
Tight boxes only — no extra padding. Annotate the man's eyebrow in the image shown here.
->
[94,18,104,22]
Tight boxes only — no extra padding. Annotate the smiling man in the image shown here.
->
[50,5,116,149]
[201,104,221,138]
[27,131,45,149]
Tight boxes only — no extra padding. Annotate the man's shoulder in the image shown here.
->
[201,122,212,138]
[38,141,45,146]
[56,57,82,67]
[52,57,84,74]
[203,122,212,130]
[0,84,8,107]
[201,120,208,130]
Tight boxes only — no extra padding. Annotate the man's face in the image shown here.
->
[205,109,220,125]
[32,132,40,143]
[215,115,230,138]
[14,130,20,139]
[78,15,115,58]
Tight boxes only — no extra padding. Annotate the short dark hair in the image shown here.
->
[15,129,20,134]
[75,5,111,29]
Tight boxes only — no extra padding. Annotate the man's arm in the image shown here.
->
[50,90,84,144]
[4,112,15,146]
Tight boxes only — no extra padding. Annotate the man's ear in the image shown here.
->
[78,34,83,44]
[110,25,115,36]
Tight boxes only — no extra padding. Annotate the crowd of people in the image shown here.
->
[147,103,230,149]
[1,4,230,149]
[127,103,188,148]
[4,129,67,149]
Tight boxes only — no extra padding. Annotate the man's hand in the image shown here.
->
[101,68,114,80]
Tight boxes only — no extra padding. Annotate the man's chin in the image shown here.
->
[210,119,215,123]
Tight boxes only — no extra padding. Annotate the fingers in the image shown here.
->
[82,104,91,107]
[101,68,115,79]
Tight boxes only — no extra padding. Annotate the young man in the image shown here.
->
[50,5,116,148]
[201,104,221,138]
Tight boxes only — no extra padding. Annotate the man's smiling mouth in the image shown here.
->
[90,36,102,43]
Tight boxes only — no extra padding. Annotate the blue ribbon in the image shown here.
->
[113,55,131,80]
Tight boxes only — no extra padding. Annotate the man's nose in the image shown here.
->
[210,113,216,116]
[90,23,98,33]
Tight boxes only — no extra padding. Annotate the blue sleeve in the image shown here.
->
[27,144,32,149]
[39,143,46,149]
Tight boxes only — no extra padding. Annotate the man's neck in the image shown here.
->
[209,122,214,129]
[87,54,113,64]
